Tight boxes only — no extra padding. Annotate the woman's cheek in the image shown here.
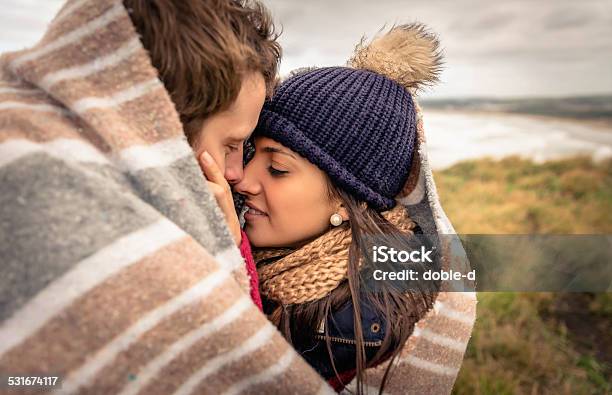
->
[266,184,300,242]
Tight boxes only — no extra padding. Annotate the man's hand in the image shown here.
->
[198,151,242,246]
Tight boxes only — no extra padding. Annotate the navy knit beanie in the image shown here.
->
[255,66,417,211]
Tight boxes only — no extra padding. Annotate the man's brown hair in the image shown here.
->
[123,0,281,141]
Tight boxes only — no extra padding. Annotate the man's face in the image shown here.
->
[192,72,266,185]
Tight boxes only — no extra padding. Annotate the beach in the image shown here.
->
[423,110,612,170]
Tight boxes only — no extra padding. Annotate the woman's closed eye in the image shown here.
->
[268,166,289,176]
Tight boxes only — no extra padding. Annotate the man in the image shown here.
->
[125,0,279,245]
[0,0,333,393]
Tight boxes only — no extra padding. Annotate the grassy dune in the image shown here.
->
[435,156,612,234]
[432,156,612,395]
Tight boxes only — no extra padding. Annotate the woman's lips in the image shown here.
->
[244,204,268,221]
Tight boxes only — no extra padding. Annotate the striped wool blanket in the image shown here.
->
[0,1,333,394]
[0,1,476,394]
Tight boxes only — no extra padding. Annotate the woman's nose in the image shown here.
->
[234,162,261,196]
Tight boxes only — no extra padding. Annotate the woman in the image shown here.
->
[202,24,472,394]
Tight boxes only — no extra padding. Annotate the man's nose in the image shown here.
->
[224,151,244,185]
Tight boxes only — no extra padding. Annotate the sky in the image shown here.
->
[1,0,611,99]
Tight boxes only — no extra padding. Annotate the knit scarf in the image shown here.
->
[254,204,417,305]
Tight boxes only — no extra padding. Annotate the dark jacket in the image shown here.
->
[300,298,387,379]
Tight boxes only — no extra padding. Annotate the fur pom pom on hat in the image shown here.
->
[349,23,443,92]
[255,24,443,210]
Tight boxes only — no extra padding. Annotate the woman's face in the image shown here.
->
[235,137,344,248]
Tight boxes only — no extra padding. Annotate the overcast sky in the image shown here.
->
[1,0,611,99]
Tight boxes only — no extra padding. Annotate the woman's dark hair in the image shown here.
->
[269,180,439,394]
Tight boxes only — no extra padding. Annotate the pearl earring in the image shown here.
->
[330,213,343,227]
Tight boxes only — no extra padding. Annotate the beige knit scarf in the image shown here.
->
[254,204,417,305]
